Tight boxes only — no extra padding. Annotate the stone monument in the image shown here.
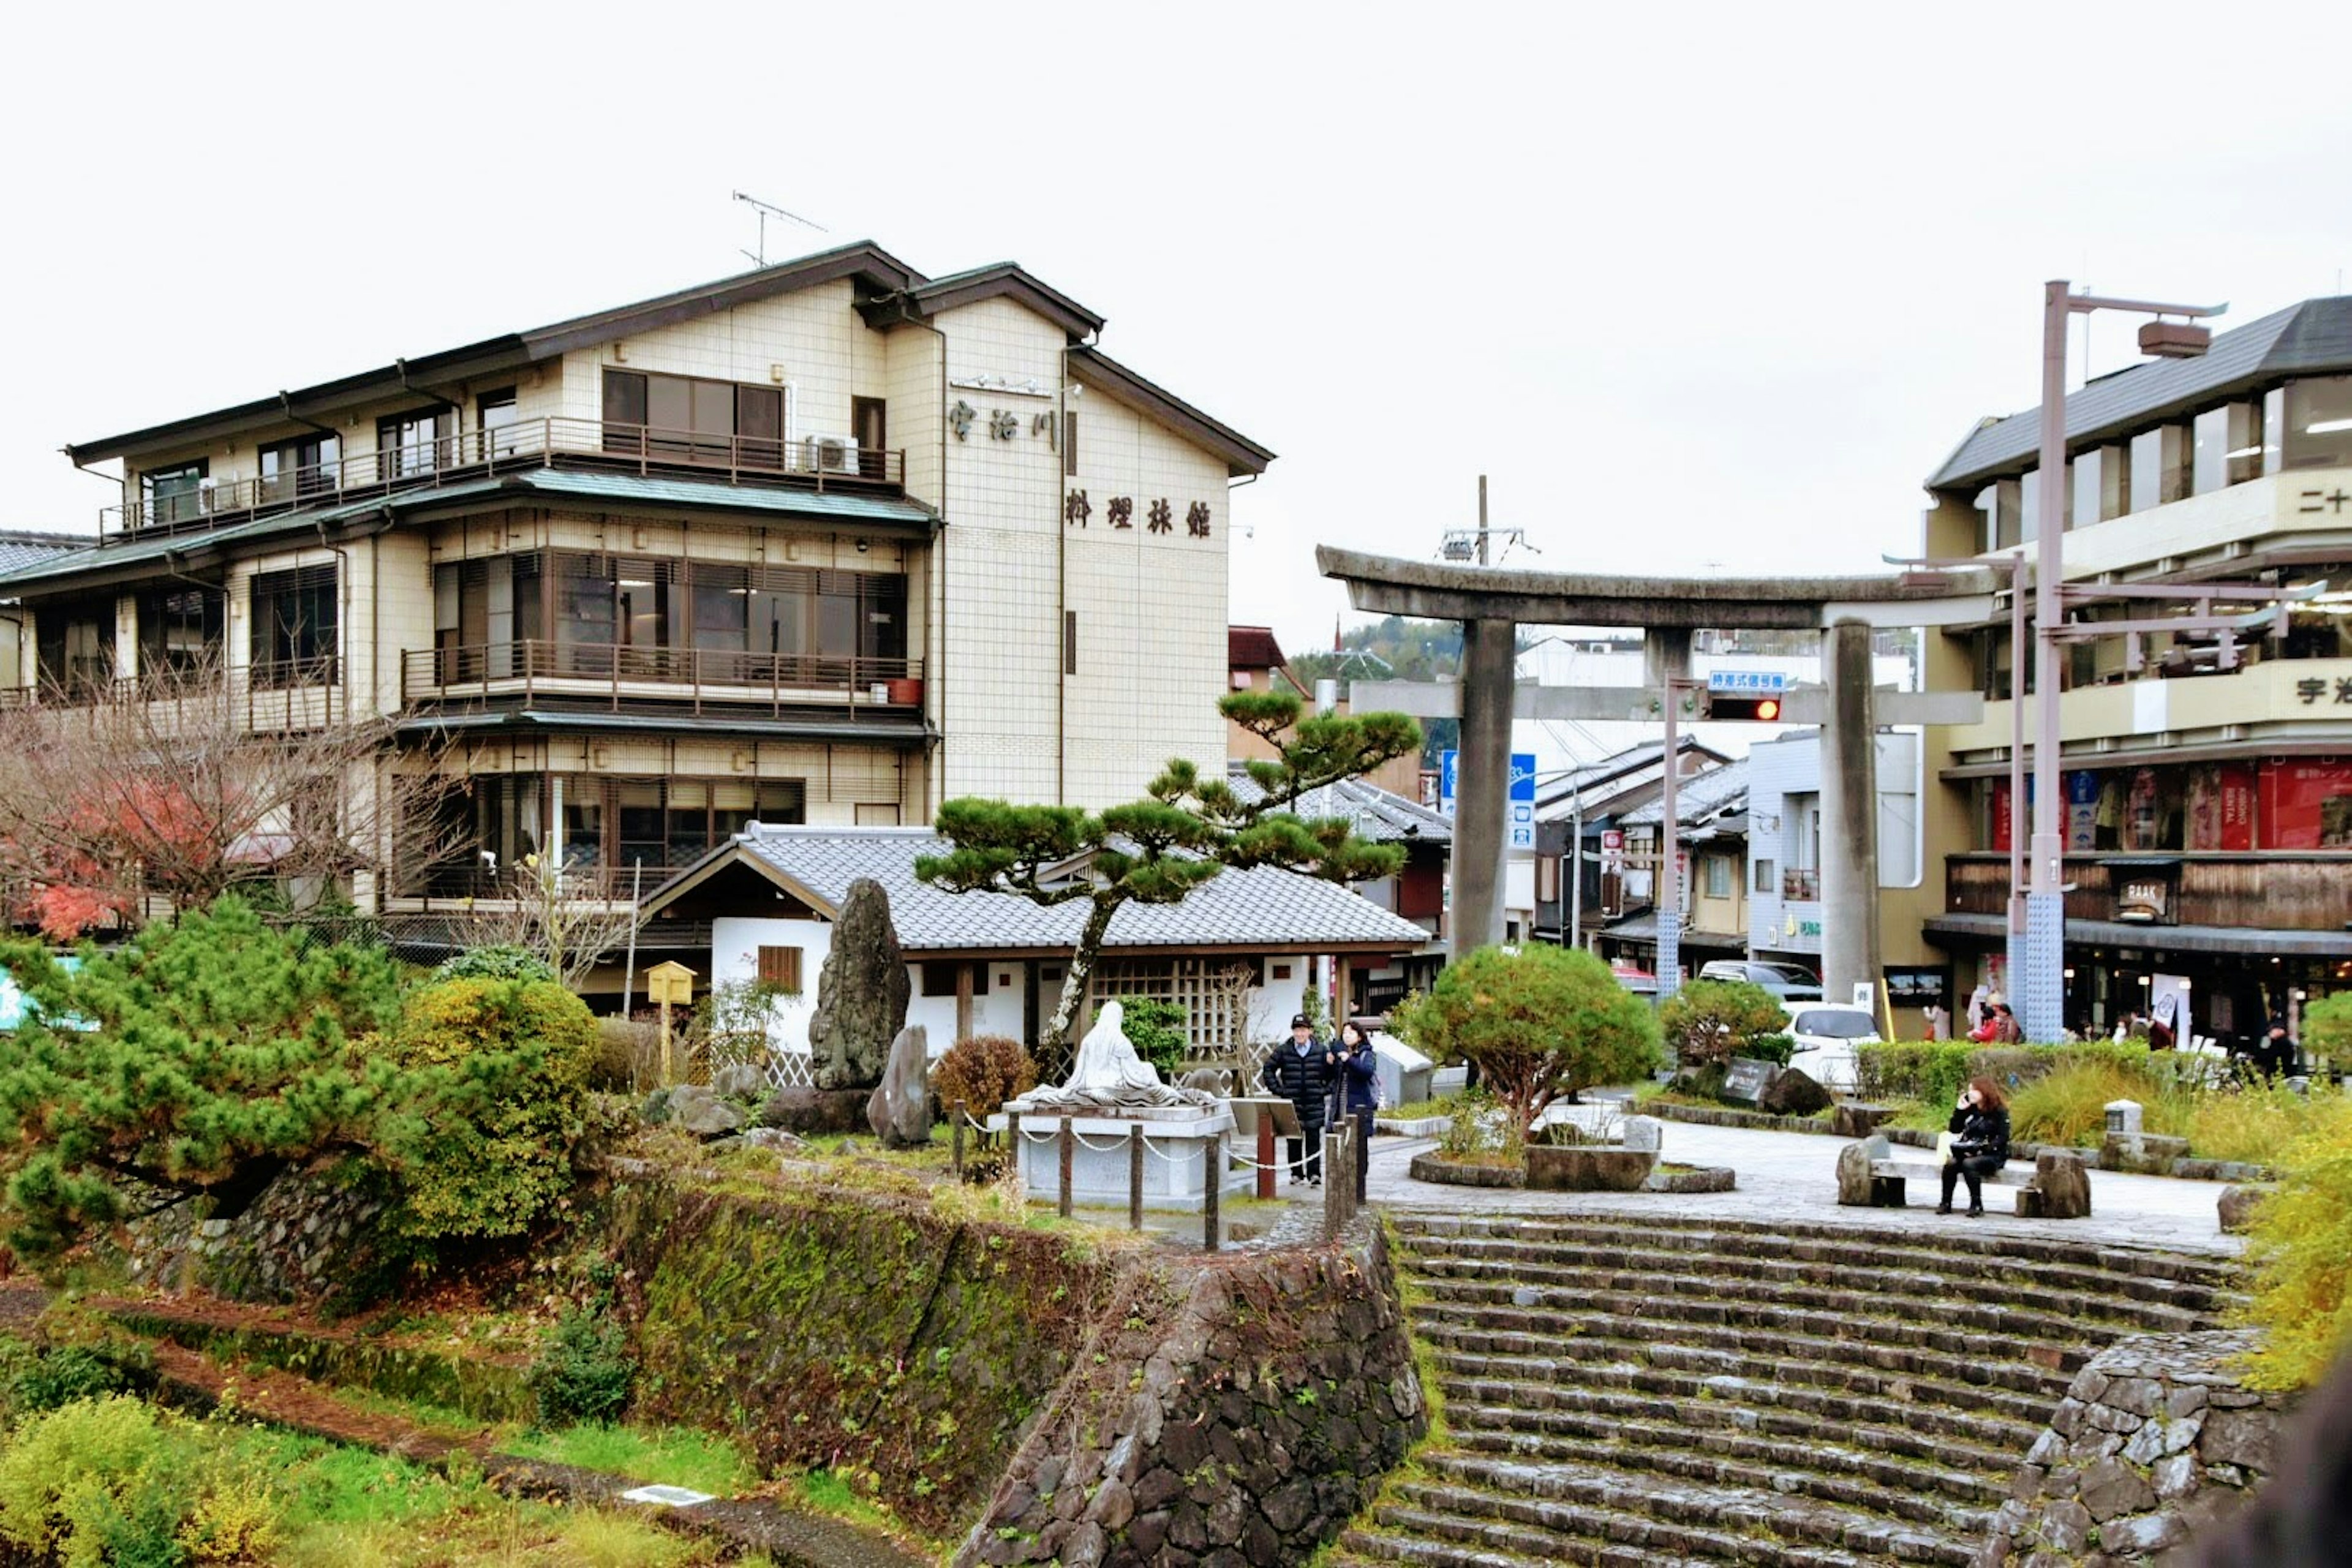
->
[807,878,911,1091]
[865,1024,932,1148]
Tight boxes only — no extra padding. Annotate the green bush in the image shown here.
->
[0,1395,197,1567]
[9,1343,150,1415]
[429,945,559,986]
[1657,981,1786,1071]
[2239,1095,2352,1391]
[1743,1033,1796,1068]
[379,978,600,1244]
[1391,944,1660,1142]
[527,1308,636,1426]
[1856,1041,1980,1106]
[1114,997,1189,1077]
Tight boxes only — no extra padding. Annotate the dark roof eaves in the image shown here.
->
[67,240,926,464]
[907,263,1106,341]
[1928,298,2352,491]
[1068,346,1275,478]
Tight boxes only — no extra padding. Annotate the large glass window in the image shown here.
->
[2073,445,2128,526]
[478,388,521,458]
[250,564,338,685]
[137,584,225,675]
[2192,402,2261,494]
[258,434,341,503]
[2130,425,2188,511]
[34,594,115,696]
[140,460,208,527]
[377,407,455,478]
[2285,377,2352,470]
[601,370,785,467]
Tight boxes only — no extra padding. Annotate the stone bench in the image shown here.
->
[1836,1133,2091,1218]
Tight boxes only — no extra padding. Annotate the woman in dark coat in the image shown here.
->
[1939,1076,2011,1218]
[1336,1021,1381,1204]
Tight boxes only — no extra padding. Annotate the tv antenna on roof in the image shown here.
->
[734,191,828,268]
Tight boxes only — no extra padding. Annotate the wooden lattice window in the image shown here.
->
[756,946,802,992]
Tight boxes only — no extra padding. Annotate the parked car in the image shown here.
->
[1698,960,1823,1002]
[1781,1001,1879,1092]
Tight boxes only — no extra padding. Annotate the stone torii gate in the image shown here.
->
[1317,547,1997,1005]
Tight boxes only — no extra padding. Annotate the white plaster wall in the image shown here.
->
[712,915,832,1054]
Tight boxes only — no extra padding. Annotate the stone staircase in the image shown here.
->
[1335,1212,2240,1568]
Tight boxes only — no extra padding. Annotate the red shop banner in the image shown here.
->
[2258,760,2352,849]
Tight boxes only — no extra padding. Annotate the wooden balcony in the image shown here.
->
[1946,852,2352,932]
[0,660,344,731]
[402,641,922,720]
[111,417,905,537]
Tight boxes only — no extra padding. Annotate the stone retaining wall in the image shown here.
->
[123,1167,390,1305]
[1976,1329,2290,1565]
[954,1216,1425,1567]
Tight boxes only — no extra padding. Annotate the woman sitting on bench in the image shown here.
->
[1938,1077,2011,1218]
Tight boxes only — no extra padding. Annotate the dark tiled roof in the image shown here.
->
[703,826,1429,952]
[1620,758,1751,828]
[0,533,91,579]
[1534,737,1729,811]
[1221,763,1452,845]
[1929,296,2352,491]
[1227,625,1288,671]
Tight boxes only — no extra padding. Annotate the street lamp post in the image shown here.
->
[2021,282,2225,1042]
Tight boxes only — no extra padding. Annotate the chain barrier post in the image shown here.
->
[1203,1133,1222,1253]
[1128,1126,1144,1231]
[1256,1109,1276,1200]
[1057,1120,1074,1219]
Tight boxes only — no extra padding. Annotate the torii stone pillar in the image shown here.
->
[1452,617,1517,960]
[1819,619,1882,1012]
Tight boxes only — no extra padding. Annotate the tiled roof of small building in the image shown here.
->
[1220,763,1451,844]
[0,532,91,579]
[1619,757,1751,828]
[714,825,1429,952]
[1227,625,1288,671]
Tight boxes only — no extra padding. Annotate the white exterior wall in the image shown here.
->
[1746,731,1921,957]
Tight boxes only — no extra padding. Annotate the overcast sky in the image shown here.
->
[7,2,2349,655]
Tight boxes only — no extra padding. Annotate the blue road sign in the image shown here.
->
[1439,749,1458,813]
[1509,753,1537,802]
[1706,669,1788,695]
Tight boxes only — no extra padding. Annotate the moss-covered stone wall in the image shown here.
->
[953,1218,1426,1567]
[606,1178,1124,1537]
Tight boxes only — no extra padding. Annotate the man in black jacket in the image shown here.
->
[1261,1012,1335,1185]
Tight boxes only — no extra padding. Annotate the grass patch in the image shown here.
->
[780,1467,908,1540]
[500,1423,758,1496]
[1880,1065,2346,1166]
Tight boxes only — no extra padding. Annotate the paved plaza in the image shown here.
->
[1362,1116,2244,1257]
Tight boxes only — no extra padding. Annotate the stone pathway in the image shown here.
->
[1364,1117,2244,1257]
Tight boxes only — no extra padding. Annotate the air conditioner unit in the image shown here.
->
[804,434,860,474]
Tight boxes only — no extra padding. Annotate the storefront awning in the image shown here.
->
[1924,911,2352,958]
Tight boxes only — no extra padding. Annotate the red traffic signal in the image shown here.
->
[1705,695,1782,722]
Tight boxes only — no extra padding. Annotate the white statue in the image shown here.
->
[1020,1001,1217,1110]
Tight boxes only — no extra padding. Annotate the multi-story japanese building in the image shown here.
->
[1,241,1271,981]
[1917,294,2352,1045]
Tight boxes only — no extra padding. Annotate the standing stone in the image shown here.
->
[807,878,912,1090]
[866,1025,933,1147]
[1619,1115,1662,1153]
[2034,1150,2093,1219]
[1759,1066,1833,1117]
[1836,1139,1877,1206]
[2217,1185,2271,1234]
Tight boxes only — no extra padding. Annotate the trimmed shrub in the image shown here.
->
[380,978,600,1244]
[1743,1033,1796,1068]
[2239,1095,2352,1391]
[1392,944,1660,1142]
[528,1307,636,1426]
[1658,981,1787,1072]
[1856,1041,1978,1106]
[932,1035,1038,1118]
[431,944,559,986]
[1113,997,1189,1078]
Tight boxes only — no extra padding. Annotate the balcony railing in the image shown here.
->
[393,859,690,906]
[0,660,344,730]
[402,641,923,718]
[113,417,907,537]
[1781,868,1820,901]
[1947,852,2352,932]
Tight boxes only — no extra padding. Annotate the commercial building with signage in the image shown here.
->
[1916,293,2352,1045]
[0,241,1270,996]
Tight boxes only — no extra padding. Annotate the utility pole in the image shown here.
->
[2021,283,2224,1042]
[1477,474,1489,566]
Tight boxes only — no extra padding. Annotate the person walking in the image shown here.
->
[1261,1012,1334,1185]
[1938,1076,2012,1218]
[1336,1020,1381,1205]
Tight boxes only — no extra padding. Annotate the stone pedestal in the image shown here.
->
[992,1104,1248,1213]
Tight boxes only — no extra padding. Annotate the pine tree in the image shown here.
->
[914,692,1420,1067]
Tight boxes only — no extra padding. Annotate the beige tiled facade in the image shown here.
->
[20,244,1271,918]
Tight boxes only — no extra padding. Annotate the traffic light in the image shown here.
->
[1704,693,1782,722]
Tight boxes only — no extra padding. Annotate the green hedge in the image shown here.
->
[1855,1039,2163,1107]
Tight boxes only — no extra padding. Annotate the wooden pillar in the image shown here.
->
[1057,1120,1074,1218]
[1203,1134,1222,1253]
[955,962,974,1043]
[1128,1126,1144,1231]
[1256,1113,1276,1201]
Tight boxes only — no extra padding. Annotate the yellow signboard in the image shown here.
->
[646,960,696,1007]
